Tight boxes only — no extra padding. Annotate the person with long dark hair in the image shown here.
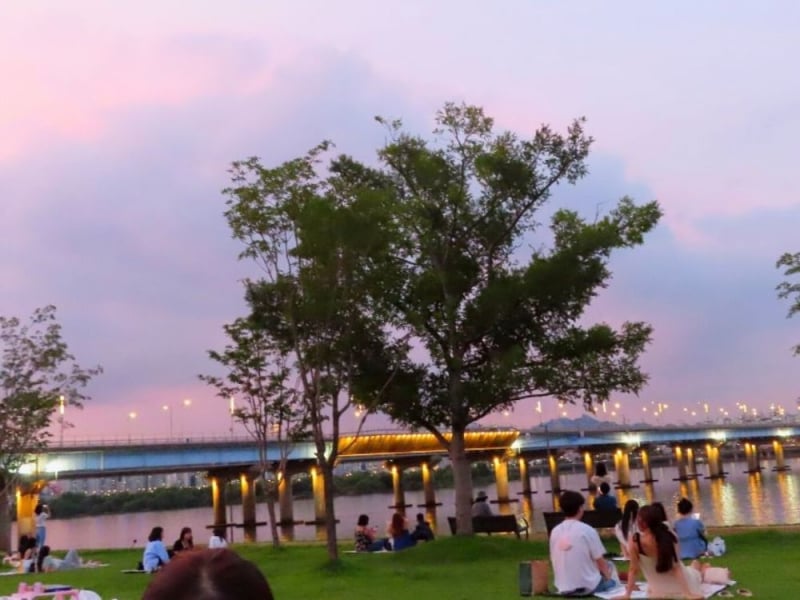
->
[142,526,171,573]
[621,505,703,599]
[614,500,639,558]
[173,527,194,553]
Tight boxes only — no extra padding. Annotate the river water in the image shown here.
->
[15,458,800,550]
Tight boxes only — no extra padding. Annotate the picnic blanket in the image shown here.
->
[594,581,735,599]
[0,564,109,577]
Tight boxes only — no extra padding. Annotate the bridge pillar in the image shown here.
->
[493,455,510,502]
[705,444,725,479]
[15,481,46,539]
[278,471,295,526]
[686,447,698,480]
[744,442,762,474]
[547,453,561,497]
[391,464,405,514]
[210,475,228,528]
[640,448,657,483]
[240,472,257,543]
[583,451,595,490]
[518,456,534,498]
[418,460,440,508]
[673,446,689,481]
[309,465,327,523]
[773,440,790,472]
[613,449,632,488]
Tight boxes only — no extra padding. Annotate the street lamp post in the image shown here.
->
[229,396,235,437]
[162,405,173,438]
[58,395,65,446]
[127,411,137,442]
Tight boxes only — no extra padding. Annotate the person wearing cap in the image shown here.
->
[471,490,493,517]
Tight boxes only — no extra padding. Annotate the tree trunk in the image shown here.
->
[321,461,339,562]
[450,428,474,535]
[0,477,11,554]
[265,484,281,549]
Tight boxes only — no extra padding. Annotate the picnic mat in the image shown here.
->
[0,564,109,577]
[594,581,735,599]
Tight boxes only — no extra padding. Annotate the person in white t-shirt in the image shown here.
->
[208,527,228,549]
[549,490,617,596]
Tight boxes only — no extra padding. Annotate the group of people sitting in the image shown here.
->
[2,534,94,573]
[354,512,435,552]
[550,490,725,599]
[142,525,229,573]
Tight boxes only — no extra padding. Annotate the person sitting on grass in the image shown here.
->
[673,498,708,559]
[411,513,435,542]
[142,548,274,600]
[208,527,228,549]
[143,526,171,573]
[614,499,640,559]
[36,546,82,572]
[549,490,617,596]
[622,504,703,599]
[354,514,386,552]
[594,482,618,511]
[387,512,416,551]
[173,527,194,553]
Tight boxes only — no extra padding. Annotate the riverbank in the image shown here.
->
[0,529,792,599]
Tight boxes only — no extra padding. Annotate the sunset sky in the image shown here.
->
[2,1,799,440]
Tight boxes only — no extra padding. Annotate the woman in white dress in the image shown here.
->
[620,504,703,599]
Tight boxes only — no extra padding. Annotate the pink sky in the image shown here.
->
[2,1,799,440]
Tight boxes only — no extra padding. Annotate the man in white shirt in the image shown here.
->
[549,490,617,596]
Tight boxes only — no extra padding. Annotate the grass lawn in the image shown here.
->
[1,530,798,599]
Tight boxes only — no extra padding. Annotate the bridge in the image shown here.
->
[12,422,797,542]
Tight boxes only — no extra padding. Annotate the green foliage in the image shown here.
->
[0,306,102,482]
[220,139,419,559]
[48,488,214,518]
[776,252,800,355]
[372,103,661,433]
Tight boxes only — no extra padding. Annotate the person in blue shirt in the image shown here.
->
[142,526,171,573]
[673,498,707,559]
[593,482,618,511]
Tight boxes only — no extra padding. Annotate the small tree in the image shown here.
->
[221,146,408,561]
[777,252,800,355]
[369,103,661,534]
[0,305,102,552]
[201,316,306,548]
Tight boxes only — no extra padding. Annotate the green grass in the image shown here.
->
[2,530,798,599]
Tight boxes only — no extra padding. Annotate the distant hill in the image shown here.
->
[532,414,649,431]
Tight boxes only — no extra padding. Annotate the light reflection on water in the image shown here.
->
[15,457,800,549]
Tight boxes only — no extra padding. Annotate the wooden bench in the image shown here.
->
[447,515,529,539]
[543,509,622,536]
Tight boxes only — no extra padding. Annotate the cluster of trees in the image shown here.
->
[203,102,662,560]
[41,464,501,519]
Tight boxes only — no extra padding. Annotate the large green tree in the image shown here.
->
[0,305,102,552]
[221,145,411,561]
[370,103,661,534]
[777,252,800,355]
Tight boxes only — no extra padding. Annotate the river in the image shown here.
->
[14,457,800,550]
